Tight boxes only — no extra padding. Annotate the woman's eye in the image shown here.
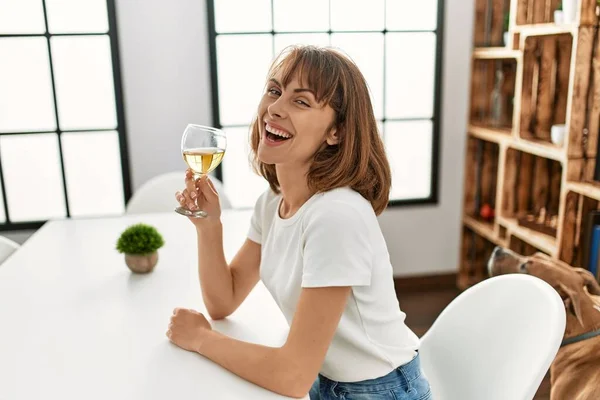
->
[267,88,281,96]
[295,99,309,107]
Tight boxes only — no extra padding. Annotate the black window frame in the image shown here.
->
[0,0,131,231]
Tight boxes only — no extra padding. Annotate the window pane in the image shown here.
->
[51,35,117,131]
[215,0,271,33]
[217,35,273,126]
[0,38,56,133]
[0,0,45,34]
[385,121,432,200]
[274,33,329,56]
[330,0,384,31]
[386,0,438,31]
[222,126,268,209]
[61,131,124,217]
[273,0,329,32]
[331,33,384,119]
[46,0,109,34]
[386,32,436,119]
[0,133,67,221]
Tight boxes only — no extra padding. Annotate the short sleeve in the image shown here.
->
[301,201,373,288]
[247,193,264,244]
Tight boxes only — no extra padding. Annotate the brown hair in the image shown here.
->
[250,45,391,215]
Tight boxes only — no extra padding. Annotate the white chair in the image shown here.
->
[419,274,565,400]
[0,236,20,266]
[126,172,232,214]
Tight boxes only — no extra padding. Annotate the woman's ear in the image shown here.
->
[326,128,340,146]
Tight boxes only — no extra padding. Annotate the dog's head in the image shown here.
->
[488,247,600,330]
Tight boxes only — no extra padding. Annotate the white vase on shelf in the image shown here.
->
[554,10,564,24]
[562,0,577,23]
[551,124,566,146]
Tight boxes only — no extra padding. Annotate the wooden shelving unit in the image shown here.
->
[459,0,600,289]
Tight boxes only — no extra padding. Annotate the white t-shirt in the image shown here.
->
[247,187,419,382]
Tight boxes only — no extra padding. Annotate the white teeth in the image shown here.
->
[265,123,292,138]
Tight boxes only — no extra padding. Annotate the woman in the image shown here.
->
[170,45,432,400]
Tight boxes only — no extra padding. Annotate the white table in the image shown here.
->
[0,211,307,399]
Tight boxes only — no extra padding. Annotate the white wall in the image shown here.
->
[115,0,213,190]
[4,1,473,276]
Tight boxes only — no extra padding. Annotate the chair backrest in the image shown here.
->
[419,274,565,400]
[0,236,20,266]
[126,172,232,215]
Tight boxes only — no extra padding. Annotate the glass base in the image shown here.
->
[174,206,207,218]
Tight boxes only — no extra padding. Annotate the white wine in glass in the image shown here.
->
[175,124,227,218]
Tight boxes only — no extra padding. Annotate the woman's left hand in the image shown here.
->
[166,308,213,353]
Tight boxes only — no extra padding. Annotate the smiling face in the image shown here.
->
[256,73,338,167]
[248,45,393,215]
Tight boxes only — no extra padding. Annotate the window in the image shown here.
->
[208,0,444,208]
[0,0,130,230]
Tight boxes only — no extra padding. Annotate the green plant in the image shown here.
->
[503,12,510,32]
[116,223,165,255]
[557,1,562,11]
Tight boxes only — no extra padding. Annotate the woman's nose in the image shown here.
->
[268,99,287,119]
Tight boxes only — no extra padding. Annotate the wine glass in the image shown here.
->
[174,124,227,218]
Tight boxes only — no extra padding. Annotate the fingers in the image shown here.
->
[175,191,186,207]
[197,176,219,203]
[185,170,198,202]
[175,170,199,210]
[182,189,197,210]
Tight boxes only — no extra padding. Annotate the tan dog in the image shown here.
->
[488,247,600,400]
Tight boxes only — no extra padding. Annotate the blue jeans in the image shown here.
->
[309,354,431,400]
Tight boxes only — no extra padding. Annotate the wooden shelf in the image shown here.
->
[566,182,600,202]
[463,215,499,244]
[460,0,599,288]
[498,216,557,256]
[510,139,565,162]
[473,47,522,59]
[513,23,577,37]
[468,124,565,161]
[468,124,512,142]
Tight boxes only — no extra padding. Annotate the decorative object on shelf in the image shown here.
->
[480,203,495,221]
[555,1,564,24]
[581,210,600,279]
[551,124,566,146]
[490,67,505,127]
[503,12,510,46]
[562,0,577,23]
[517,208,559,237]
[116,223,165,274]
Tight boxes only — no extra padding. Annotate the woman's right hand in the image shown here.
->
[175,169,222,227]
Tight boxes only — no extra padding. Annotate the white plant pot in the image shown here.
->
[554,10,564,24]
[504,32,509,46]
[562,0,577,23]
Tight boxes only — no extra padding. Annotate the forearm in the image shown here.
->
[195,221,234,318]
[198,330,308,398]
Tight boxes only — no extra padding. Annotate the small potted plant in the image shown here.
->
[116,223,165,273]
